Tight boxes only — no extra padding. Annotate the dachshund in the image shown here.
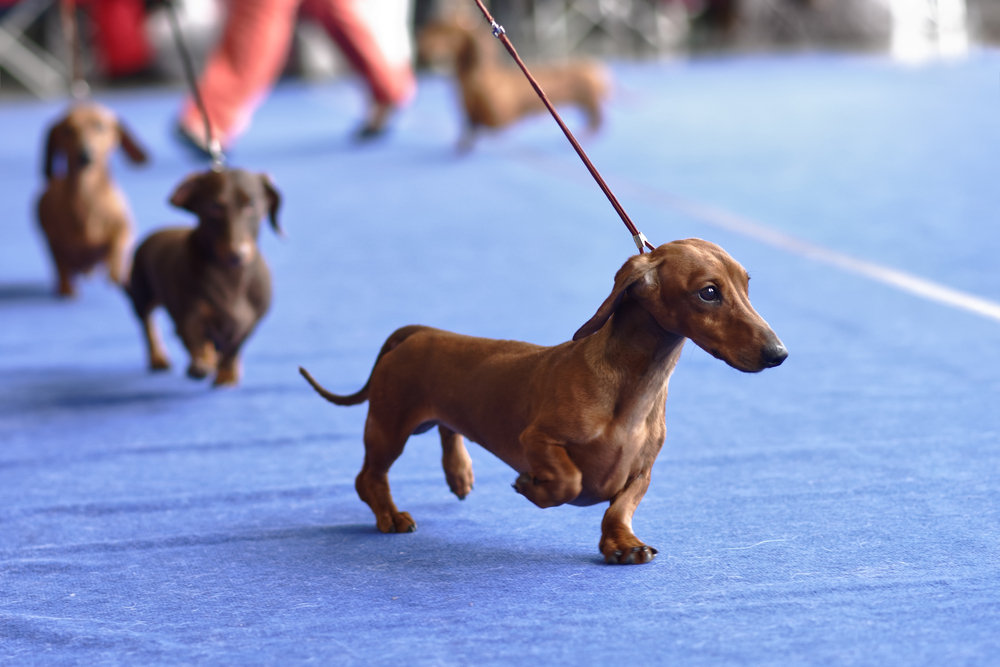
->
[300,238,787,564]
[37,103,148,296]
[127,168,281,387]
[417,19,609,151]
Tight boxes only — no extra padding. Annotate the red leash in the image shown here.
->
[470,0,654,254]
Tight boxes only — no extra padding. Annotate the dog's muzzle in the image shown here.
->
[761,342,788,368]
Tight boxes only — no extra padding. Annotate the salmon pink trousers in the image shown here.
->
[180,0,415,147]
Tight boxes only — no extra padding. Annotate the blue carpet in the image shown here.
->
[1,50,999,666]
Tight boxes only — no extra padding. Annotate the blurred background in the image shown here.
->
[1,0,995,100]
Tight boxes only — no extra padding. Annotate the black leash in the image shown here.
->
[58,0,89,99]
[162,0,225,171]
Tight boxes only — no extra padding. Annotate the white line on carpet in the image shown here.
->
[517,150,1000,324]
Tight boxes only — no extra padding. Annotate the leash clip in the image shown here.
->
[70,80,90,101]
[208,138,225,173]
[491,20,505,38]
[632,231,649,253]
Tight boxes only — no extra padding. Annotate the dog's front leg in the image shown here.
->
[178,307,218,380]
[213,333,247,388]
[106,230,132,286]
[440,425,474,499]
[513,427,583,508]
[599,469,657,565]
[213,352,242,387]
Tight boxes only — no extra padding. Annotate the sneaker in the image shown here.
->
[354,102,395,141]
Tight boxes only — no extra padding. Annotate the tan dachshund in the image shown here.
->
[417,20,609,150]
[127,169,281,387]
[300,239,787,564]
[37,103,148,296]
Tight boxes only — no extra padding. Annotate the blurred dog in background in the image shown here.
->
[127,168,282,387]
[37,103,148,297]
[417,18,609,151]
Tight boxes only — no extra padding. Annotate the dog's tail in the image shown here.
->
[299,325,431,406]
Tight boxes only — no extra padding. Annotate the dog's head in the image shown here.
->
[574,238,787,373]
[43,103,148,180]
[170,168,282,268]
[416,19,494,73]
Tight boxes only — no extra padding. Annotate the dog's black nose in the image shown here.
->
[78,148,93,168]
[762,343,788,368]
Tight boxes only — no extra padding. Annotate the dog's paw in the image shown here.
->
[443,454,474,500]
[377,511,417,534]
[447,473,473,500]
[213,359,241,387]
[150,355,171,371]
[212,370,239,388]
[603,545,658,565]
[186,361,212,380]
[512,472,534,496]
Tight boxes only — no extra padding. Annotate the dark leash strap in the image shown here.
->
[58,0,89,99]
[470,0,654,254]
[162,0,225,171]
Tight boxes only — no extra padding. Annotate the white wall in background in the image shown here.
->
[890,0,968,61]
[145,0,225,79]
[298,0,413,80]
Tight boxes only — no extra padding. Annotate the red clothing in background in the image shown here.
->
[180,0,415,146]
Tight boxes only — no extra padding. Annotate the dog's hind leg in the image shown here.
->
[599,469,657,565]
[56,267,76,297]
[439,425,474,500]
[582,100,602,132]
[128,270,170,370]
[356,419,417,534]
[142,315,172,371]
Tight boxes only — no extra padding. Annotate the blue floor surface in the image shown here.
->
[1,51,999,665]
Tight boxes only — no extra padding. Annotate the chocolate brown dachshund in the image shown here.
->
[300,239,787,564]
[417,19,609,150]
[37,103,148,296]
[127,168,281,387]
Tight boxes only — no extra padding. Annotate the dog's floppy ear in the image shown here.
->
[169,172,206,212]
[573,253,658,341]
[43,118,68,180]
[117,120,149,165]
[259,173,283,236]
[455,34,479,72]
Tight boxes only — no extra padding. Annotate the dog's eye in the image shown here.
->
[699,286,719,302]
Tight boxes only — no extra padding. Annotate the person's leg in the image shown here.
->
[179,0,301,149]
[304,0,415,135]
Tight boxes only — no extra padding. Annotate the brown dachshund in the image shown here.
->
[127,168,281,387]
[37,103,148,296]
[300,238,787,564]
[417,20,609,150]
